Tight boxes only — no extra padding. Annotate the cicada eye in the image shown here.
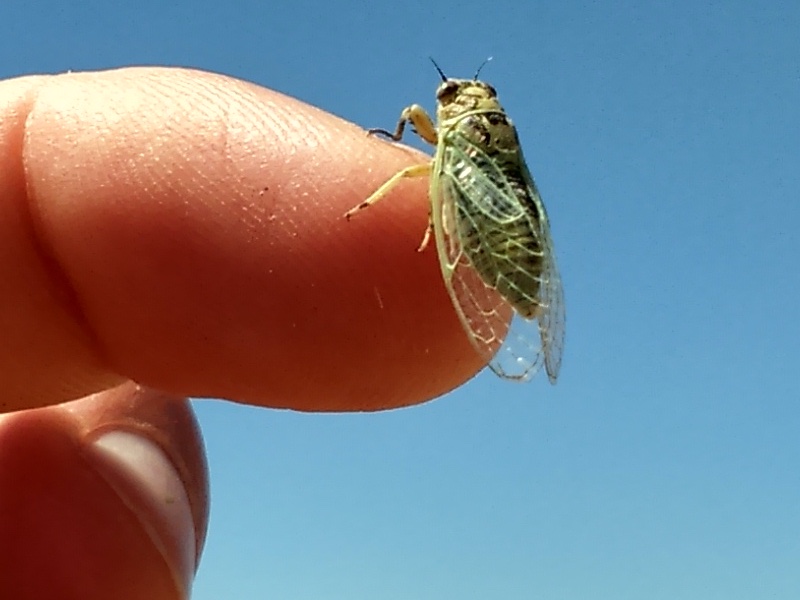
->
[437,80,460,102]
[485,84,497,97]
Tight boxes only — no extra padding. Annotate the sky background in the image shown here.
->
[3,1,800,598]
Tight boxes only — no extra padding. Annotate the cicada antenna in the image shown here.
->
[473,56,493,80]
[429,57,448,82]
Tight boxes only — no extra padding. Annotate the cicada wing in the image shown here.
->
[518,159,566,383]
[432,169,511,365]
[538,225,566,383]
[431,134,561,381]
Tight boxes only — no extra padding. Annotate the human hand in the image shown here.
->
[0,67,485,598]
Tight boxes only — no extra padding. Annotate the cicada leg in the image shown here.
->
[416,213,434,252]
[344,104,438,250]
[344,162,431,219]
[369,104,439,145]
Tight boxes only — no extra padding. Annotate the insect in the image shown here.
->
[345,60,565,383]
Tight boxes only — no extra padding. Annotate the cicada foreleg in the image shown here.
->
[345,105,438,249]
[369,104,438,145]
[344,104,438,220]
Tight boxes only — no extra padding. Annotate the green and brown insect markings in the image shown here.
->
[345,60,565,383]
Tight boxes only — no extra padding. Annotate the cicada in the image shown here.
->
[345,60,565,383]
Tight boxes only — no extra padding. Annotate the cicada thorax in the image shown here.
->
[443,110,547,320]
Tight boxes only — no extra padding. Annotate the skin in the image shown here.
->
[0,67,487,598]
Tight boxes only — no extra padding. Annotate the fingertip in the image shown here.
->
[5,67,484,411]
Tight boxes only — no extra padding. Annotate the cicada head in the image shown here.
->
[435,79,504,123]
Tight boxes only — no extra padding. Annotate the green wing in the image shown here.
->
[430,126,565,383]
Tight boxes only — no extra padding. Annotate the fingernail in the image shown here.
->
[90,431,196,594]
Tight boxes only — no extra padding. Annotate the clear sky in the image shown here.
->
[3,1,800,598]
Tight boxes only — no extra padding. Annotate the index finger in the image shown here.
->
[0,67,485,412]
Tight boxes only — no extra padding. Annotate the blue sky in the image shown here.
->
[3,1,800,598]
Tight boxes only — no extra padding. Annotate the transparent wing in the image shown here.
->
[430,129,565,383]
[537,215,566,383]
